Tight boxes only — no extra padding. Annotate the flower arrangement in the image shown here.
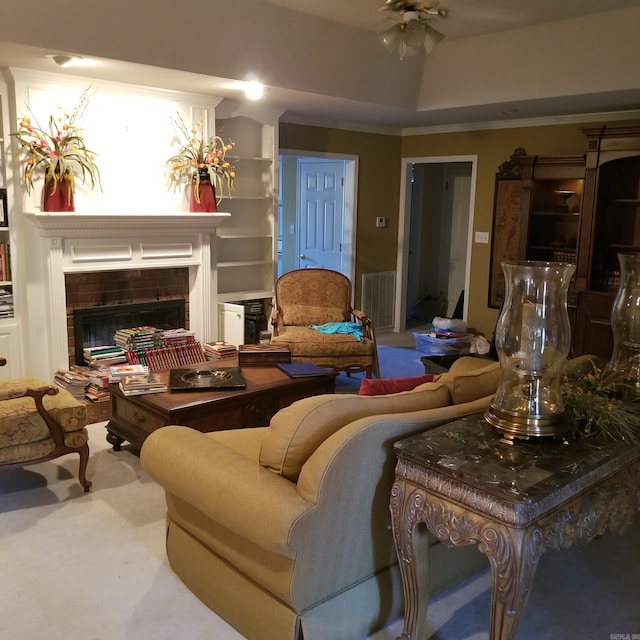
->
[11,87,101,200]
[167,113,236,204]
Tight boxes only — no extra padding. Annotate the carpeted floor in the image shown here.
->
[334,343,427,393]
[1,341,639,640]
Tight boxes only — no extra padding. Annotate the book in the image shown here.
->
[109,363,149,378]
[119,372,167,390]
[276,362,327,378]
[118,385,168,397]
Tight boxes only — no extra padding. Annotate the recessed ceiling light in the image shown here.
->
[244,80,264,101]
[47,54,82,67]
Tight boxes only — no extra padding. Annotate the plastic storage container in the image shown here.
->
[413,331,472,356]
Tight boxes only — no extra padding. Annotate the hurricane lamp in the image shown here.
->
[485,260,575,441]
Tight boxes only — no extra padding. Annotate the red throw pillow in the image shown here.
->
[359,374,437,396]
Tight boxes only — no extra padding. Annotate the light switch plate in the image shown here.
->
[475,231,489,243]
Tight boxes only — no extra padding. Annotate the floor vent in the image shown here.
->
[361,271,396,330]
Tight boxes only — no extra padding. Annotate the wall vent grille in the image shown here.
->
[361,271,395,330]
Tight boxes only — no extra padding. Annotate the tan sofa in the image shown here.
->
[141,357,501,640]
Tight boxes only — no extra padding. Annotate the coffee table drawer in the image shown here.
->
[112,395,166,432]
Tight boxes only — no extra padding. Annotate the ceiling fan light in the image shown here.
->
[403,20,427,49]
[378,24,403,54]
[423,24,445,54]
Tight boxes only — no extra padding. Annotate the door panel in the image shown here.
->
[298,160,345,271]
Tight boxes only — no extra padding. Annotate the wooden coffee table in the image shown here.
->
[106,360,336,450]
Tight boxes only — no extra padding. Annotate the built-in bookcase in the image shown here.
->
[215,102,283,305]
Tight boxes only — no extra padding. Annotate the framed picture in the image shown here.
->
[0,189,7,228]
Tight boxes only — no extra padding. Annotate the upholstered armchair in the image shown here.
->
[0,373,91,492]
[270,268,380,378]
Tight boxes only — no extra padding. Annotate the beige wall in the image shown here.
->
[279,124,402,309]
[281,119,594,339]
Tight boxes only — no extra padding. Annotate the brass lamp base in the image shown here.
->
[484,403,568,440]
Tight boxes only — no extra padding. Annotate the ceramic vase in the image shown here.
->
[189,171,217,213]
[43,174,74,212]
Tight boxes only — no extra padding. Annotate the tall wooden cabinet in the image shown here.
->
[492,125,640,361]
[490,153,585,332]
[573,122,640,360]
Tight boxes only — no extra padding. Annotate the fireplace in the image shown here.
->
[73,299,186,366]
[65,267,190,366]
[24,211,229,380]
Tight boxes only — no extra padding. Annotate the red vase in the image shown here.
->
[189,174,217,213]
[43,175,74,212]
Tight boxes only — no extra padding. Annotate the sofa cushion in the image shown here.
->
[260,382,450,481]
[359,374,437,396]
[282,304,345,326]
[437,360,501,405]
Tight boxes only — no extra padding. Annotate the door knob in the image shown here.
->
[298,254,306,259]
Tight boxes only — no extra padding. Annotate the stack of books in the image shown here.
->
[84,380,111,403]
[126,341,206,370]
[83,344,127,367]
[203,342,238,360]
[114,326,164,353]
[161,328,196,347]
[0,287,13,318]
[54,369,90,401]
[118,372,168,396]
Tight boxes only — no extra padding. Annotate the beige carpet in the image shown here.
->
[2,422,639,640]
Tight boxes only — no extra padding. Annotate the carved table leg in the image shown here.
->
[106,430,124,451]
[479,523,543,640]
[390,479,431,640]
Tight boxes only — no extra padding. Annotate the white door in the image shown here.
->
[297,159,345,271]
[447,171,472,316]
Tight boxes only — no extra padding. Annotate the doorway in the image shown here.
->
[278,151,358,283]
[395,156,477,332]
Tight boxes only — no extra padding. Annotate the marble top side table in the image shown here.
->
[390,414,640,640]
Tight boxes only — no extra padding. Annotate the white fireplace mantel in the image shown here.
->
[25,212,230,377]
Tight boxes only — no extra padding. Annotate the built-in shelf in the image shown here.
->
[215,108,279,312]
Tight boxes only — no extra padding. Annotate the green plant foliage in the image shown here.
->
[562,360,640,443]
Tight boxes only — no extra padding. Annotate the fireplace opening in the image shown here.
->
[73,299,186,365]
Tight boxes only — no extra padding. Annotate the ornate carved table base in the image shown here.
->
[390,414,640,640]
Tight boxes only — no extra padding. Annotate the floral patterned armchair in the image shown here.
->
[0,368,91,492]
[270,268,380,378]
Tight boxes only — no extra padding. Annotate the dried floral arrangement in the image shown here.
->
[167,113,235,204]
[11,86,101,199]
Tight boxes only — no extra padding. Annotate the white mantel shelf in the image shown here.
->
[24,210,230,378]
[25,212,231,237]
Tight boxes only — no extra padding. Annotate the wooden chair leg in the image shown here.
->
[77,443,92,492]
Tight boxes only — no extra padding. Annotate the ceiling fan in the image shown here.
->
[378,1,448,60]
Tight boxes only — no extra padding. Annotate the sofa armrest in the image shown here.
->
[140,426,311,557]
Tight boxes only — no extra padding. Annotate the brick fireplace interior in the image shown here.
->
[65,267,190,367]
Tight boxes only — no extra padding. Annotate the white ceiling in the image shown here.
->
[0,0,639,132]
[258,0,640,39]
